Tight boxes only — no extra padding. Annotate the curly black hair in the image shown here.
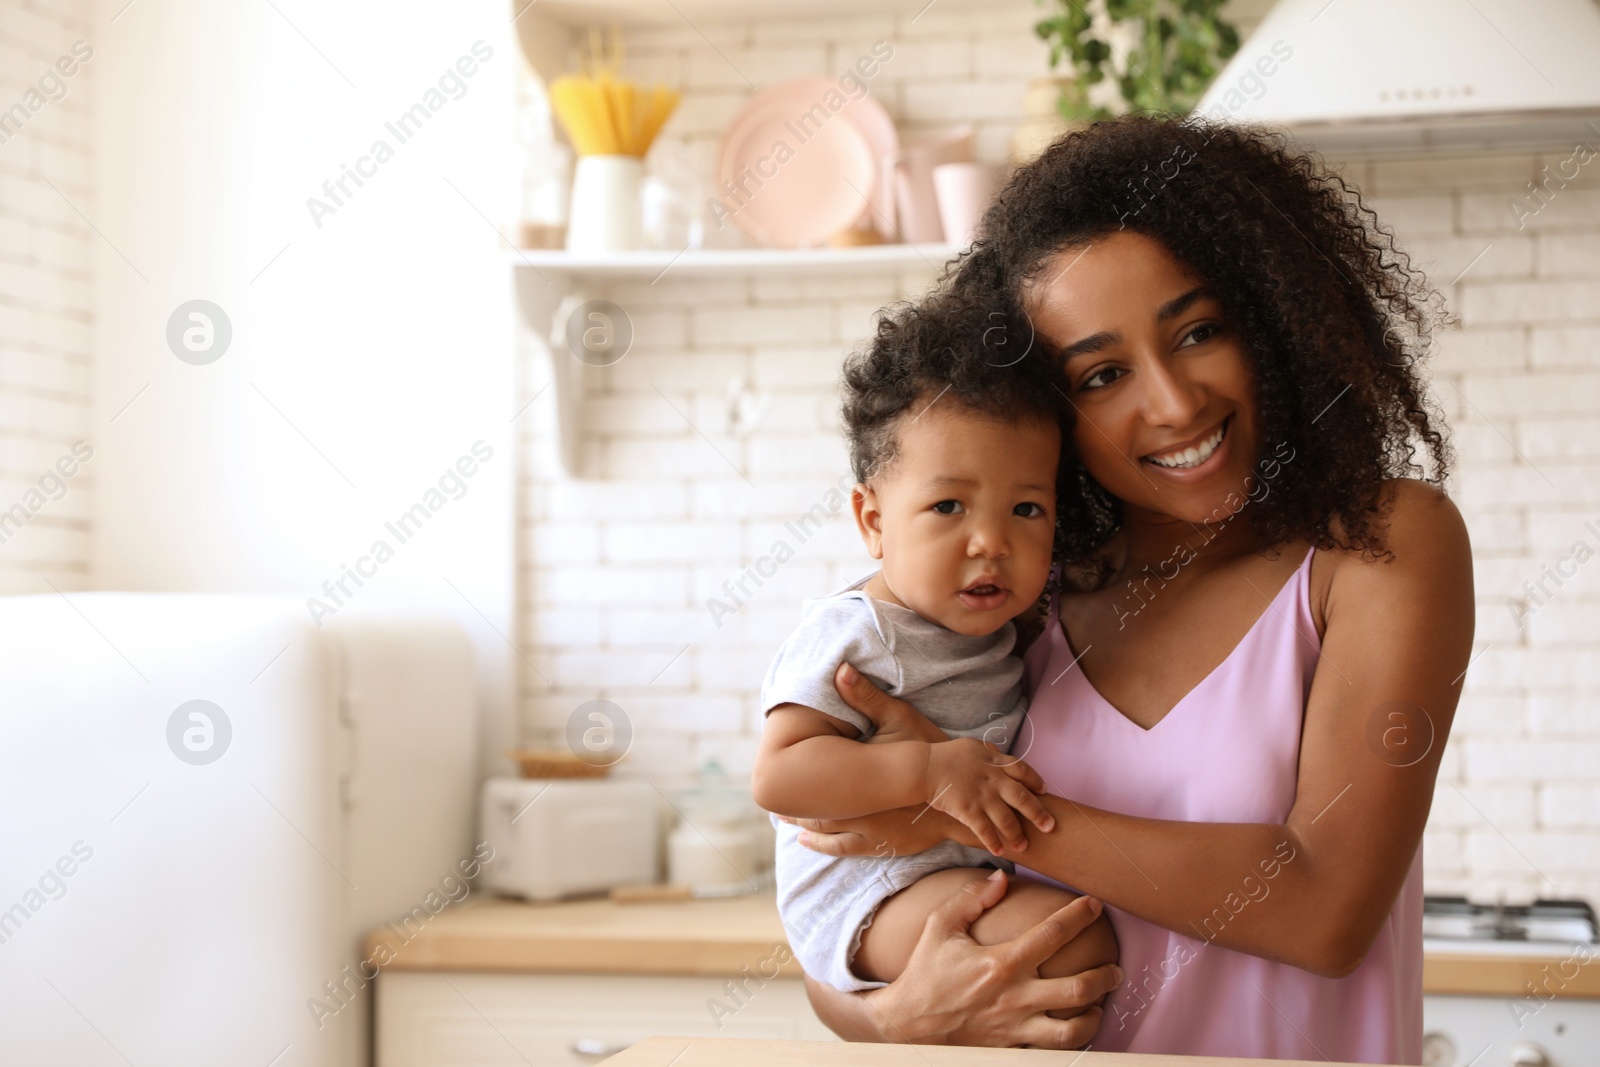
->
[943,115,1452,565]
[841,292,1069,486]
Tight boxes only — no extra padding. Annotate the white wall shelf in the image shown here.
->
[509,243,960,279]
[532,0,938,25]
[508,0,967,479]
[512,243,959,477]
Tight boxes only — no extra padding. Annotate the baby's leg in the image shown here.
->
[852,867,1119,1018]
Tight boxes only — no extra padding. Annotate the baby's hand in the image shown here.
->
[922,738,1055,855]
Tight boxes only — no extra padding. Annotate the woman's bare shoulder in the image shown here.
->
[1302,478,1469,632]
[1319,478,1471,599]
[1381,475,1460,519]
[1324,477,1467,559]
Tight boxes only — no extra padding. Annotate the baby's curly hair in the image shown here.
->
[841,293,1068,486]
[945,115,1452,565]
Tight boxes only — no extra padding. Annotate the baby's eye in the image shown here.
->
[1014,502,1047,518]
[932,500,964,515]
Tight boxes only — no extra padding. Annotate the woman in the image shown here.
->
[783,116,1473,1061]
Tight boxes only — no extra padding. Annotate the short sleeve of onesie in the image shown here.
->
[758,596,902,738]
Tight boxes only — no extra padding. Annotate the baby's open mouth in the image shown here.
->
[958,579,1009,610]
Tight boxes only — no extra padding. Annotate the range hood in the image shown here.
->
[1196,0,1600,155]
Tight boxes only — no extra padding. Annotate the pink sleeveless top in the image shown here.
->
[1018,547,1423,1063]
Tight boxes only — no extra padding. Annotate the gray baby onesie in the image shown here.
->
[760,571,1028,992]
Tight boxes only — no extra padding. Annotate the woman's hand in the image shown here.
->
[801,662,1045,857]
[833,661,947,744]
[807,869,1121,1048]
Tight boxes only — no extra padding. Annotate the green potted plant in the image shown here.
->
[1034,0,1241,120]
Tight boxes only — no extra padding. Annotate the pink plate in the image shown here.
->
[715,78,898,248]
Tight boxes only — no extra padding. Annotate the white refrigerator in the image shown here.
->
[0,593,480,1067]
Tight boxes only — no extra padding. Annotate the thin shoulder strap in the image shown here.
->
[1045,562,1064,624]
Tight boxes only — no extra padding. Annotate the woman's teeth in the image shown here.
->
[1146,421,1227,469]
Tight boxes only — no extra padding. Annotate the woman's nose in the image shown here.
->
[1141,355,1205,428]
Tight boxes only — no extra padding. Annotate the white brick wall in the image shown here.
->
[0,0,94,594]
[519,258,931,783]
[1333,150,1600,909]
[518,0,1600,907]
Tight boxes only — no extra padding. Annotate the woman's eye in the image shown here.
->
[1179,322,1222,347]
[1014,502,1046,518]
[932,500,963,515]
[1080,366,1124,390]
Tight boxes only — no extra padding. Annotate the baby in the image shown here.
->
[752,296,1118,997]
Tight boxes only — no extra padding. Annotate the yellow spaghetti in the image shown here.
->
[549,28,679,157]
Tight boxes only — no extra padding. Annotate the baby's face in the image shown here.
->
[855,402,1061,636]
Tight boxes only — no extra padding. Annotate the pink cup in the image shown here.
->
[931,162,996,249]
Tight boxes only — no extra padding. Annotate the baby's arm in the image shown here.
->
[753,703,934,820]
[752,703,1054,854]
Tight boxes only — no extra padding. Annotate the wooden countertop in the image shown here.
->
[601,1037,1366,1066]
[365,890,802,978]
[366,891,1600,996]
[1423,947,1600,998]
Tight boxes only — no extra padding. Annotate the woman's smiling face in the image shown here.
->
[1026,230,1262,527]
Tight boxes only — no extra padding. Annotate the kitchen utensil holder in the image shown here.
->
[566,154,643,254]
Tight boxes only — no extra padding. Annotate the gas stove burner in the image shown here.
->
[1423,896,1600,944]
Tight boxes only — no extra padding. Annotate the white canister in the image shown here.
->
[667,814,756,890]
[566,154,643,254]
[932,162,996,250]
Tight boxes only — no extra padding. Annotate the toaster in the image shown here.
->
[479,777,661,901]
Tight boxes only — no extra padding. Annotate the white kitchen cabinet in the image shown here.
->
[375,972,837,1067]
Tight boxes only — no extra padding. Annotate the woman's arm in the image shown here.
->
[802,482,1473,979]
[804,869,1122,1048]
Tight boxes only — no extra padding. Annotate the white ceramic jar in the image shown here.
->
[566,154,643,253]
[666,760,767,890]
[666,814,756,890]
